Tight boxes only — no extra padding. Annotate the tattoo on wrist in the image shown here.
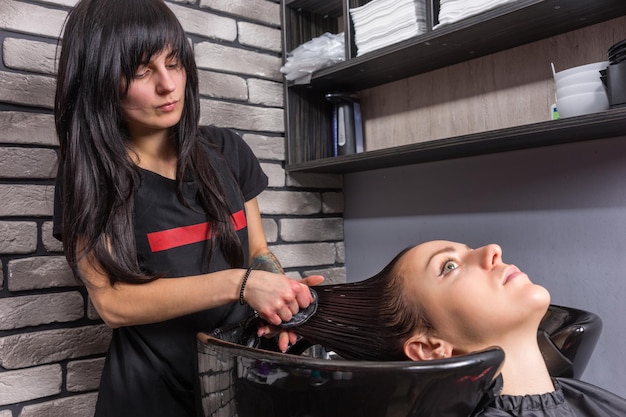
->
[251,251,284,274]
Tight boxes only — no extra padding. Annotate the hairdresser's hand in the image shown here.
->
[257,325,299,353]
[253,275,324,352]
[244,272,324,327]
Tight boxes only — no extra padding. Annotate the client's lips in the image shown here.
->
[503,265,523,285]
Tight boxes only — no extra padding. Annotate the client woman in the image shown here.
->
[284,240,626,416]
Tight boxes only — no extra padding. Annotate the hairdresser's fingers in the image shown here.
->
[292,277,323,307]
[288,331,298,346]
[299,275,325,287]
[277,331,291,352]
[261,313,282,327]
[277,305,294,323]
[289,279,319,306]
[278,281,309,310]
[257,324,275,338]
[258,303,293,326]
[256,305,294,327]
[275,330,298,352]
[293,289,313,310]
[288,299,300,315]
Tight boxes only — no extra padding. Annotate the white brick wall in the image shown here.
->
[0,113,57,146]
[0,0,68,38]
[0,0,345,415]
[195,42,282,79]
[3,38,58,75]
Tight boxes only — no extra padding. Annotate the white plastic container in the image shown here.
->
[556,91,609,118]
[552,61,609,83]
[555,69,603,90]
[555,81,605,100]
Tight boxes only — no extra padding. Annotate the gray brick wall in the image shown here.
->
[0,0,345,415]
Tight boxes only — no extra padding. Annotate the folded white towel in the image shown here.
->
[436,0,519,27]
[351,0,415,24]
[350,0,427,56]
[356,26,422,55]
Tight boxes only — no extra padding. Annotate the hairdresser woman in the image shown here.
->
[53,0,322,416]
[295,241,626,416]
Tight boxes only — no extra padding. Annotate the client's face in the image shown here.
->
[398,240,550,353]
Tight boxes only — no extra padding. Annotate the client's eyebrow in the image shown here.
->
[424,244,471,271]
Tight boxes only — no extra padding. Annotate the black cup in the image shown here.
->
[606,60,626,107]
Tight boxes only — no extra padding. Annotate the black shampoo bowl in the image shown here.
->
[197,304,601,417]
[197,332,503,417]
[538,304,602,379]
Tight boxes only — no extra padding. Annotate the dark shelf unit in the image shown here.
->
[281,0,626,173]
[285,107,626,173]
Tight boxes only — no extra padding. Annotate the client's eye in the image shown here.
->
[440,260,459,275]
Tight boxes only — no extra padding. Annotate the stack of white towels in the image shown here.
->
[436,0,518,27]
[350,0,427,57]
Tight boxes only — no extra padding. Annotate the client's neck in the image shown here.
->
[498,333,555,396]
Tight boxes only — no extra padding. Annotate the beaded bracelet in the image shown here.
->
[239,267,254,305]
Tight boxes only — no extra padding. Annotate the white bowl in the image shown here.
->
[555,69,603,90]
[555,81,605,100]
[553,61,608,83]
[556,91,609,118]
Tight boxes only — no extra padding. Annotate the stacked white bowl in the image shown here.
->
[552,61,609,118]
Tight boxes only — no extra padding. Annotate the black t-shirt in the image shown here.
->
[53,126,268,417]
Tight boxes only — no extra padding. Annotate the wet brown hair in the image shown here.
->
[294,246,434,361]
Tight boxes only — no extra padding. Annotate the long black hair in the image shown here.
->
[55,0,244,284]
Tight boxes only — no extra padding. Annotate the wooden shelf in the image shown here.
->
[282,0,626,170]
[305,0,626,91]
[285,107,626,173]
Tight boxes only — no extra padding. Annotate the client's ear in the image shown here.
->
[403,334,454,361]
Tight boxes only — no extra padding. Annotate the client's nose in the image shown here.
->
[478,244,502,269]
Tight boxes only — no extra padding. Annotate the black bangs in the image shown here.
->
[96,0,193,87]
